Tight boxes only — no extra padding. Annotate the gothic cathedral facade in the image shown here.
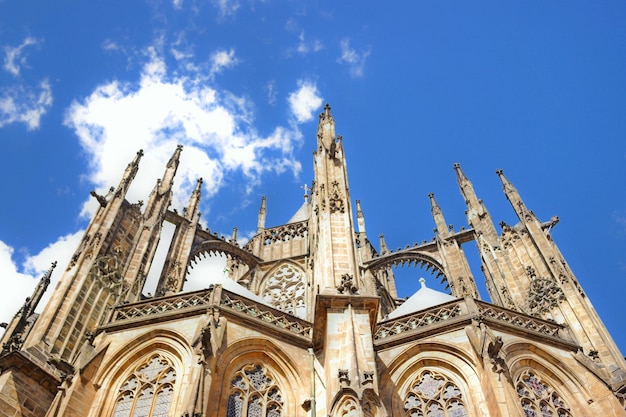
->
[0,105,625,416]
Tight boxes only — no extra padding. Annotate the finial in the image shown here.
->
[419,277,426,288]
[356,200,366,234]
[257,196,267,232]
[379,234,388,255]
[301,184,310,202]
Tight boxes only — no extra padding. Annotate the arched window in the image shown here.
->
[112,354,176,417]
[260,264,306,319]
[515,371,572,417]
[226,364,283,417]
[404,370,468,417]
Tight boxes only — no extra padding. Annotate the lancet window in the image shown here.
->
[111,354,176,417]
[226,364,283,417]
[260,264,306,319]
[403,370,468,417]
[515,371,572,417]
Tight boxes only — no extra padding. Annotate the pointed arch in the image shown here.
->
[225,363,284,417]
[505,341,592,414]
[331,395,360,417]
[403,369,468,417]
[89,329,193,417]
[111,353,176,417]
[212,337,304,416]
[258,262,307,319]
[380,342,484,417]
[514,370,572,417]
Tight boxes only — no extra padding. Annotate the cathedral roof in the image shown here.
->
[287,200,310,223]
[387,278,457,319]
[205,274,271,307]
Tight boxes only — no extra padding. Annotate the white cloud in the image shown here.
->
[0,79,53,130]
[296,31,323,55]
[288,80,323,123]
[337,38,371,78]
[212,0,239,19]
[3,37,38,77]
[0,38,52,130]
[209,48,238,77]
[0,231,82,335]
[0,46,324,329]
[266,80,277,105]
[173,0,183,9]
[64,49,317,218]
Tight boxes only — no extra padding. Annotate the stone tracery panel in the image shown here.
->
[403,370,468,417]
[260,263,306,319]
[515,371,572,417]
[226,364,284,417]
[112,354,176,417]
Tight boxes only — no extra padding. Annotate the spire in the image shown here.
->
[257,196,267,232]
[496,169,532,221]
[158,145,183,195]
[317,103,336,152]
[454,163,481,211]
[379,234,389,255]
[186,178,203,221]
[428,192,449,237]
[453,163,498,241]
[28,261,56,316]
[114,149,143,198]
[356,200,366,234]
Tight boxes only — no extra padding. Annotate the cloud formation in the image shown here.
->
[0,37,52,130]
[296,31,323,55]
[213,0,239,19]
[64,47,321,216]
[337,39,371,78]
[3,37,38,77]
[0,231,81,331]
[209,49,238,77]
[0,80,53,130]
[0,44,323,335]
[288,81,323,123]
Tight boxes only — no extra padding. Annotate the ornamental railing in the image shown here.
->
[221,291,312,338]
[474,300,563,339]
[374,300,465,341]
[374,298,572,346]
[114,288,214,321]
[109,286,312,340]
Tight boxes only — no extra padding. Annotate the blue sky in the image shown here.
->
[0,1,625,352]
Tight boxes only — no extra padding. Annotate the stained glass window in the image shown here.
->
[516,371,572,417]
[404,370,468,417]
[260,264,306,319]
[226,364,283,417]
[112,354,176,417]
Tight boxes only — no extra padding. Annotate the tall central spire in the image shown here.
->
[309,104,361,294]
[317,103,336,152]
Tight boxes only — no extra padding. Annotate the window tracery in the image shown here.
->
[260,264,306,319]
[515,371,572,417]
[226,364,283,417]
[403,370,467,417]
[112,354,176,417]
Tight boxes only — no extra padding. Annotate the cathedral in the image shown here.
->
[1,104,625,416]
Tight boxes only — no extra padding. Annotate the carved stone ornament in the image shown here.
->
[338,369,350,385]
[337,274,358,295]
[87,246,126,295]
[525,274,565,316]
[329,181,345,213]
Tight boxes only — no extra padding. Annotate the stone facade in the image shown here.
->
[0,104,624,416]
